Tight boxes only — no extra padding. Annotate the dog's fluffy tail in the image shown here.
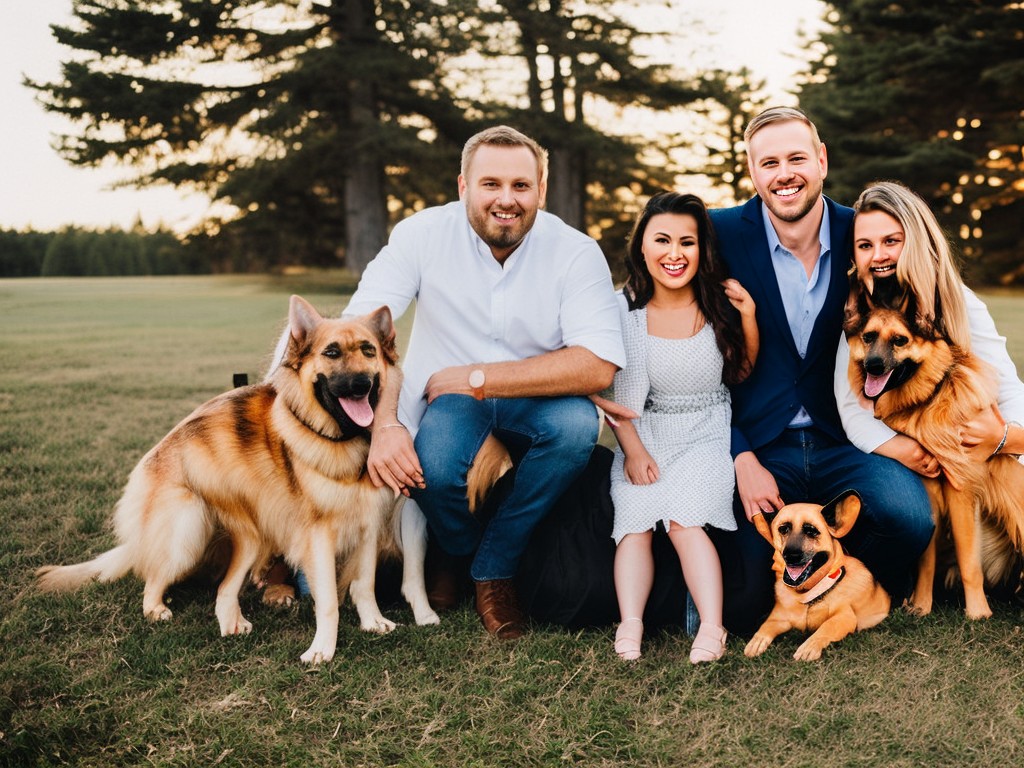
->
[35,545,133,592]
[467,434,513,515]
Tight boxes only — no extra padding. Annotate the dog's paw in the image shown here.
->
[300,646,334,665]
[144,605,173,622]
[361,615,398,634]
[903,598,932,617]
[964,604,993,621]
[793,640,824,662]
[221,616,253,636]
[414,609,441,626]
[262,583,296,609]
[744,634,772,657]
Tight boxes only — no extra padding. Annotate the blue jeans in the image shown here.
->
[710,426,934,636]
[412,394,599,582]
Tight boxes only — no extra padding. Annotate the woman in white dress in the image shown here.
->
[608,192,758,663]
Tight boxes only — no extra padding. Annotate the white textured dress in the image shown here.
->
[610,297,737,543]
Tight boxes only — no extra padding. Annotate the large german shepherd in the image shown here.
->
[36,296,430,664]
[845,280,1024,619]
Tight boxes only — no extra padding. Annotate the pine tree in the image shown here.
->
[27,0,478,273]
[799,0,1024,283]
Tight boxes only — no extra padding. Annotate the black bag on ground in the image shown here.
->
[515,445,688,631]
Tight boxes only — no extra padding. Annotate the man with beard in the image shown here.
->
[707,107,934,636]
[345,125,627,639]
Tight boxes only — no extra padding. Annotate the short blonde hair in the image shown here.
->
[460,125,548,186]
[854,181,969,349]
[744,106,822,155]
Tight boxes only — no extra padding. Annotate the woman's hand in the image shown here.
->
[623,450,659,486]
[874,434,940,478]
[960,404,1006,459]
[722,278,755,319]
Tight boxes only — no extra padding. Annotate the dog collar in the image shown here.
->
[799,566,845,604]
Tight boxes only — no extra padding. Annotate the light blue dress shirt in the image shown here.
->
[761,202,832,429]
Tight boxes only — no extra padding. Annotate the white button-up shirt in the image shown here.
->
[344,201,626,432]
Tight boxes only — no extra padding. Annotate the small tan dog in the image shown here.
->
[745,490,891,661]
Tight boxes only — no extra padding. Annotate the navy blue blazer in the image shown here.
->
[710,195,854,456]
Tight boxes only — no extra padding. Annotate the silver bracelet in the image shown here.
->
[989,422,1010,459]
[377,423,407,431]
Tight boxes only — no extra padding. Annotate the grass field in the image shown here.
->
[2,275,1024,767]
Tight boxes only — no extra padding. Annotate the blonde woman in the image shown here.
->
[835,180,1024,469]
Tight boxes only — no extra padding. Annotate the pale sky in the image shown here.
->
[0,0,826,234]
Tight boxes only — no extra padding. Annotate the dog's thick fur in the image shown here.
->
[845,282,1024,619]
[745,491,891,661]
[36,296,438,664]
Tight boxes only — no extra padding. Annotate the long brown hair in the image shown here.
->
[623,191,749,385]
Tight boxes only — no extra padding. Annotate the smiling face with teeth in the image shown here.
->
[641,212,700,299]
[458,143,546,264]
[746,118,828,225]
[853,209,904,294]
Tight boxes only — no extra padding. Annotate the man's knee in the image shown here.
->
[533,396,600,457]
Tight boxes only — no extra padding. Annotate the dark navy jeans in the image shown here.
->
[710,426,934,636]
[412,394,599,582]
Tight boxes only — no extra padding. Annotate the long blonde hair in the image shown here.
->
[853,181,970,350]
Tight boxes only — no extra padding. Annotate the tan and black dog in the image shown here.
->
[745,491,891,661]
[36,296,425,664]
[845,280,1024,619]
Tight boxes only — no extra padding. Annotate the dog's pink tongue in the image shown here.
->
[864,370,892,399]
[786,565,806,582]
[339,395,374,427]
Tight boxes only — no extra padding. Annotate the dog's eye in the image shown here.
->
[862,331,878,344]
[802,524,820,538]
[777,522,791,535]
[322,344,341,359]
[360,342,377,358]
[893,335,909,347]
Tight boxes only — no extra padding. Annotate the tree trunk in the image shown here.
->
[546,146,585,230]
[341,0,388,275]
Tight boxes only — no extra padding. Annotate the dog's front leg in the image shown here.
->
[793,609,857,661]
[907,532,937,617]
[215,534,259,637]
[907,477,943,617]
[300,534,341,664]
[345,525,397,634]
[946,487,991,619]
[398,500,440,626]
[744,611,794,657]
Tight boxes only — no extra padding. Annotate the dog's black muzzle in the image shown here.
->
[314,372,380,439]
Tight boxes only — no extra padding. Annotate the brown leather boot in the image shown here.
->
[425,539,466,612]
[475,579,527,639]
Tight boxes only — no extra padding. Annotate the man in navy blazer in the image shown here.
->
[708,107,933,635]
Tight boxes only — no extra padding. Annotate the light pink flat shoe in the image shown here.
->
[614,617,643,661]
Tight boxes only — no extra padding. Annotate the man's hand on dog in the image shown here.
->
[368,425,425,497]
[734,451,784,522]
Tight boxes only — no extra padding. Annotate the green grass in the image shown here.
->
[2,276,1024,767]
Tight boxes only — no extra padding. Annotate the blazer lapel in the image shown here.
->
[805,197,853,361]
[739,197,800,358]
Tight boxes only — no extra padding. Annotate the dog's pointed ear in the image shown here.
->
[821,489,862,538]
[288,295,323,344]
[752,510,777,543]
[844,285,870,337]
[870,274,905,310]
[907,289,940,341]
[364,305,398,365]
